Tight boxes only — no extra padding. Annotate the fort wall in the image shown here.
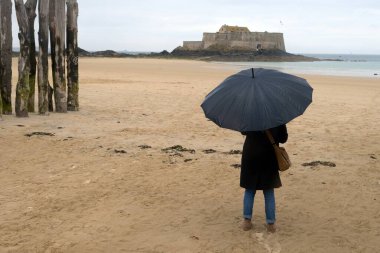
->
[182,26,286,51]
[183,41,203,50]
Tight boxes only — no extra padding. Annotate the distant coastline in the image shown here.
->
[12,48,379,68]
[74,47,321,62]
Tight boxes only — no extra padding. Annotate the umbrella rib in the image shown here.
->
[261,79,311,124]
[218,82,246,128]
[237,79,254,131]
[205,77,247,127]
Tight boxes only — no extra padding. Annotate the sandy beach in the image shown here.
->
[0,58,379,253]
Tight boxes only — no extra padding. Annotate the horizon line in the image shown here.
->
[10,47,380,56]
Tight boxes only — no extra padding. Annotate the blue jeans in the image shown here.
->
[243,188,276,224]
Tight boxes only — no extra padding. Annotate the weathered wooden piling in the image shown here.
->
[50,0,67,113]
[25,0,38,112]
[66,0,79,111]
[0,0,13,115]
[14,0,31,117]
[37,0,49,114]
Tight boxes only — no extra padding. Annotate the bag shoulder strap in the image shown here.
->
[265,130,276,146]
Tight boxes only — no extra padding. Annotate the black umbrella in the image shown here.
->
[201,68,313,131]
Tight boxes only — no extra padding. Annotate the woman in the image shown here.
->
[240,124,288,232]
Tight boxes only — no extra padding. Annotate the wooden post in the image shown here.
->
[25,0,37,112]
[51,0,67,112]
[66,0,79,111]
[48,0,55,111]
[37,0,49,114]
[48,83,54,112]
[14,0,31,117]
[0,0,13,115]
[0,87,2,118]
[0,0,2,118]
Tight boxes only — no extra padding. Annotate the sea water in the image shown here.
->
[213,54,380,78]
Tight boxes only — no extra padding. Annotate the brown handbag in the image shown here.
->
[265,130,291,171]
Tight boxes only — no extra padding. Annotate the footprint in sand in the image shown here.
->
[255,232,282,253]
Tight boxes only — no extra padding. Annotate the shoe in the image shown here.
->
[267,223,276,233]
[242,219,253,231]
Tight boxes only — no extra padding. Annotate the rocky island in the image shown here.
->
[167,24,318,61]
[78,25,319,62]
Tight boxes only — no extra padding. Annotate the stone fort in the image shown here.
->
[183,25,285,51]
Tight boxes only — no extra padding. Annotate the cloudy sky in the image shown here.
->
[11,0,380,54]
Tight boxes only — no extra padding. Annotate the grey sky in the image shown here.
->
[11,0,380,54]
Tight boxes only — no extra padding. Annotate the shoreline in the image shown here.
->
[74,56,380,78]
[198,58,380,78]
[209,61,380,78]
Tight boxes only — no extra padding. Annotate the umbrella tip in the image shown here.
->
[251,68,255,78]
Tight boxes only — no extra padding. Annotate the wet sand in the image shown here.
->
[1,58,379,252]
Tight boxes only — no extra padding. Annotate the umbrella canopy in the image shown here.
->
[201,68,313,131]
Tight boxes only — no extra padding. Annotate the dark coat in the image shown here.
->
[240,124,288,190]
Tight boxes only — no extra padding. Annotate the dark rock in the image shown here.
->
[114,149,127,154]
[190,235,199,240]
[78,47,92,56]
[203,149,217,154]
[226,150,243,155]
[78,47,133,58]
[170,152,183,157]
[75,46,321,62]
[162,145,195,154]
[159,50,170,55]
[91,50,127,57]
[138,145,152,149]
[302,161,336,167]
[25,132,55,137]
[170,47,320,62]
